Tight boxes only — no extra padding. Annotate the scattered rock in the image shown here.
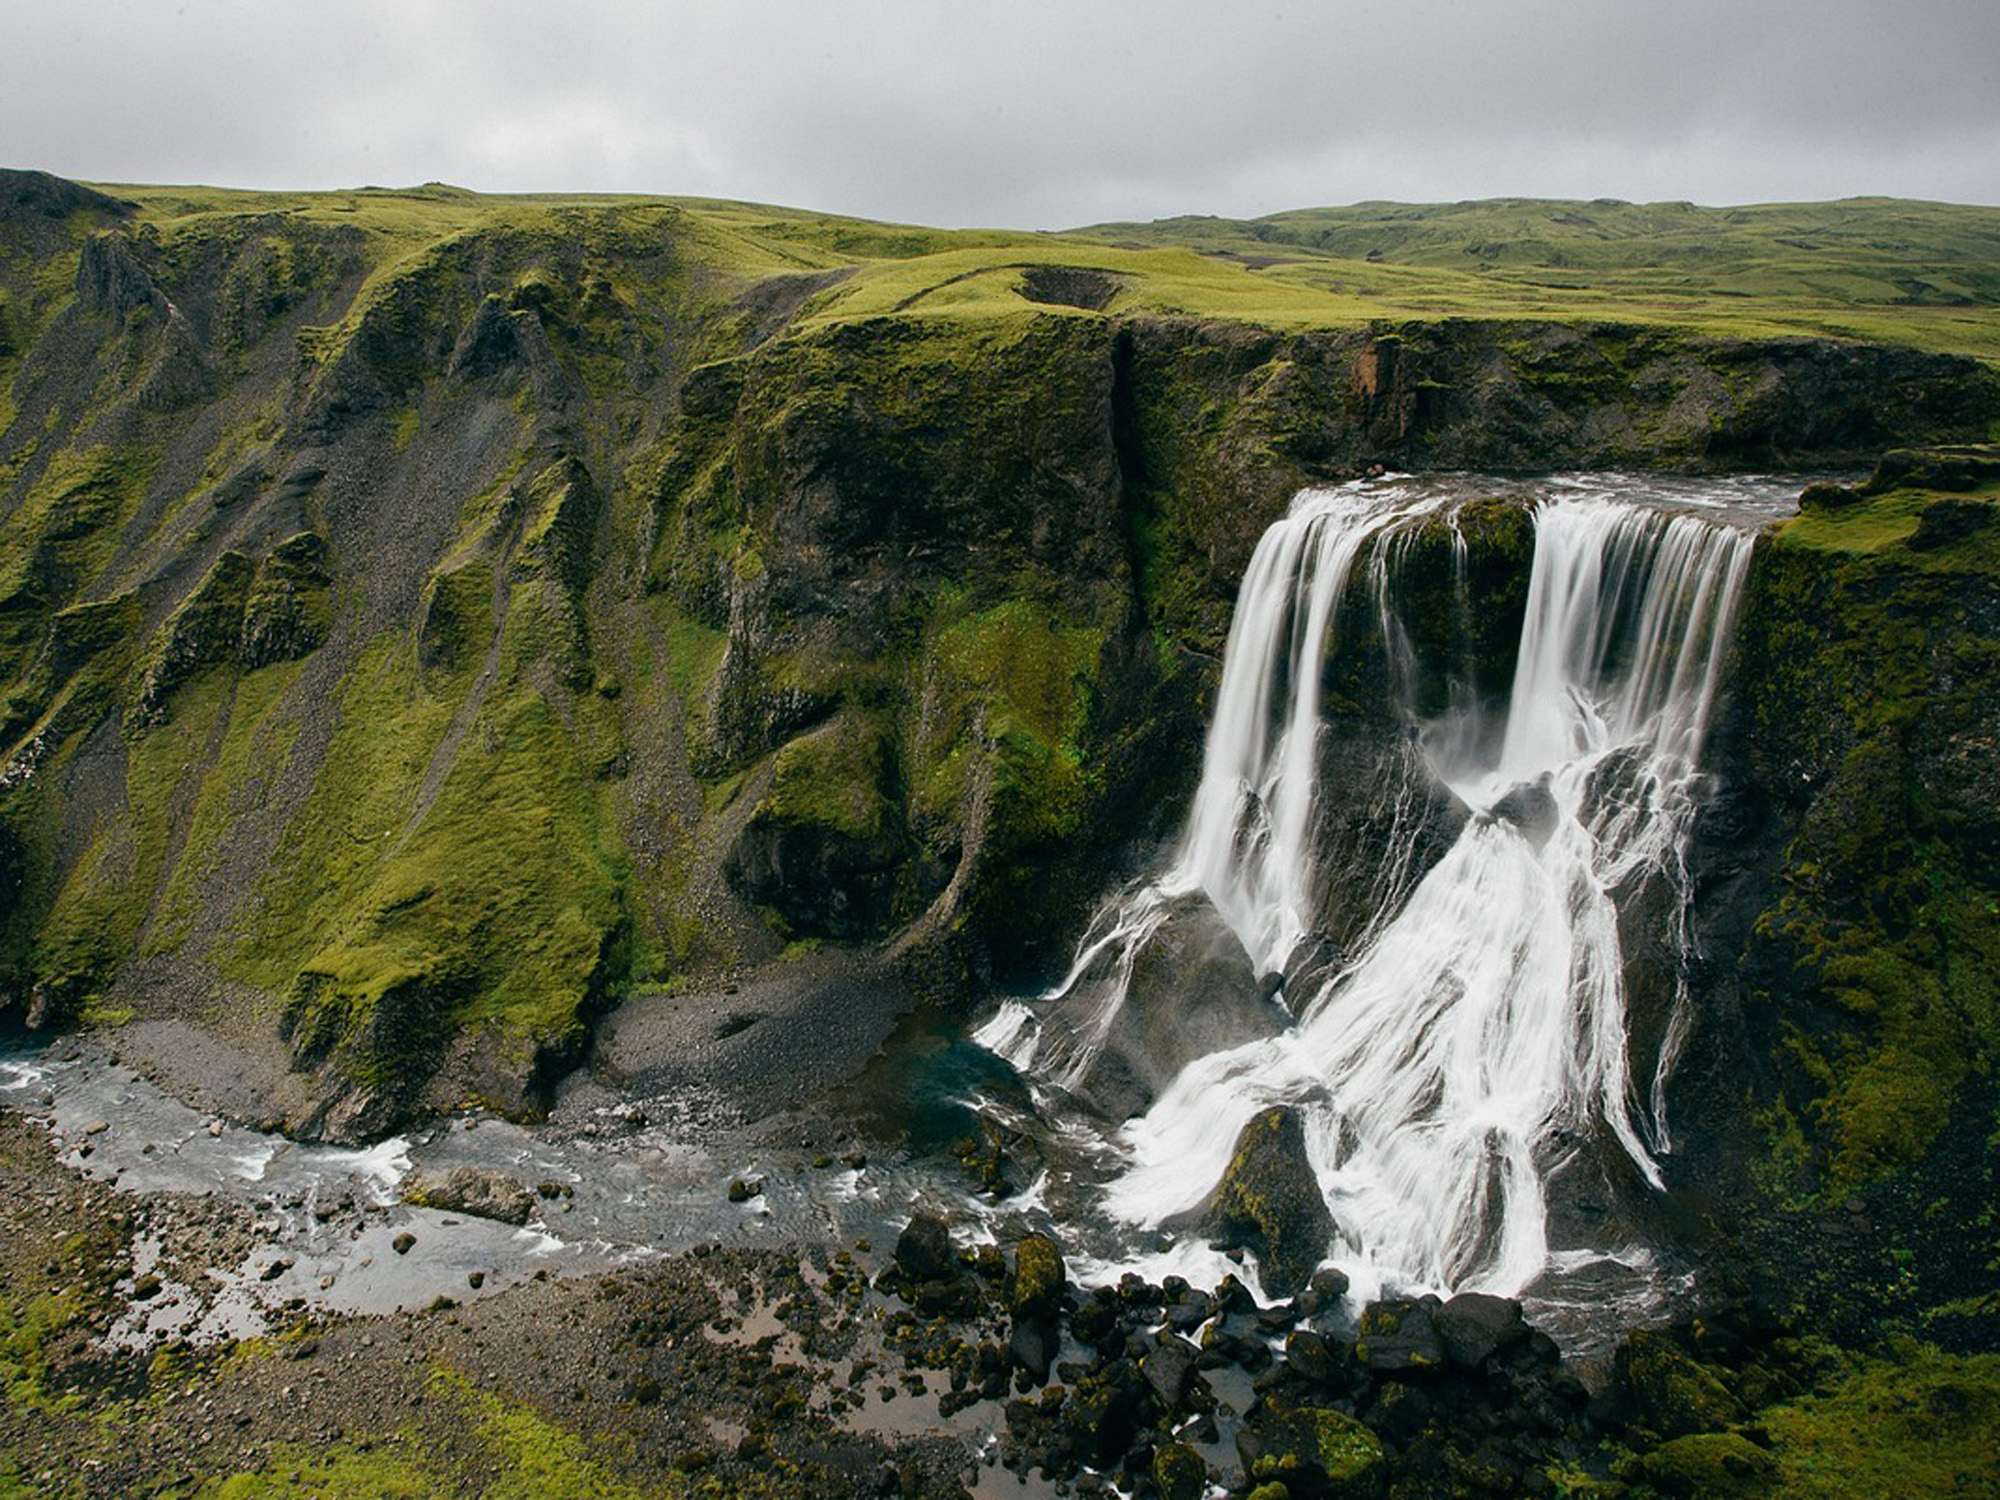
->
[391,1232,416,1256]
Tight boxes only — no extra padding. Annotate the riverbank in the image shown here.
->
[6,1072,1997,1500]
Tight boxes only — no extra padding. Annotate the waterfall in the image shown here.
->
[978,476,1761,1303]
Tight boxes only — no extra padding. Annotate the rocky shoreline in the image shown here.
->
[7,1074,1992,1500]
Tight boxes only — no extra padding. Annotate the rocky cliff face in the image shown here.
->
[1671,448,2000,1345]
[1,171,1995,1143]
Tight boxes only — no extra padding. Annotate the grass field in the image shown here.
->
[89,181,2000,363]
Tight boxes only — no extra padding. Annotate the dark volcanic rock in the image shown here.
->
[1354,1297,1446,1376]
[893,1214,958,1282]
[1240,1398,1387,1498]
[1203,1105,1335,1299]
[1433,1291,1529,1368]
[1068,892,1291,1120]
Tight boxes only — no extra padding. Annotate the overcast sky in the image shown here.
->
[5,0,1998,228]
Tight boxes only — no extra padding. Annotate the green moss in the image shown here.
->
[1621,1331,1748,1439]
[766,713,892,841]
[1734,473,2000,1195]
[132,550,254,724]
[1250,1400,1385,1493]
[911,595,1106,855]
[1009,1235,1064,1320]
[1637,1433,1778,1498]
[194,1373,683,1499]
[0,444,158,622]
[1757,1347,2000,1499]
[231,636,627,1105]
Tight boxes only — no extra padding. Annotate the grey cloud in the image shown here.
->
[2,0,1995,224]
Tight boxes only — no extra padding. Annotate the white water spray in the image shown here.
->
[981,476,1761,1301]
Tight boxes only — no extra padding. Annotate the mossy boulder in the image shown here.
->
[1355,1297,1446,1376]
[1203,1105,1335,1299]
[1008,1234,1065,1322]
[1068,891,1289,1120]
[1617,1330,1747,1439]
[1636,1432,1776,1498]
[1151,1440,1209,1500]
[1241,1399,1386,1499]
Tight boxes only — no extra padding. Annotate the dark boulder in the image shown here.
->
[1481,771,1558,847]
[893,1213,958,1282]
[1238,1399,1386,1498]
[1141,1333,1202,1409]
[1433,1291,1529,1368]
[1008,1234,1066,1321]
[1151,1441,1209,1500]
[1354,1297,1445,1376]
[1010,1316,1058,1384]
[1066,892,1291,1121]
[1007,1234,1065,1384]
[1203,1105,1335,1299]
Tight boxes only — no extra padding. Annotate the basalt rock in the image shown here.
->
[1433,1291,1530,1369]
[1203,1106,1335,1300]
[1071,892,1291,1120]
[1354,1298,1446,1376]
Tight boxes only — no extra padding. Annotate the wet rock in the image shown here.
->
[1355,1298,1445,1376]
[1008,1235,1066,1322]
[725,1177,763,1203]
[1165,1286,1217,1331]
[391,1232,416,1256]
[1152,1440,1209,1500]
[954,1117,1044,1198]
[1010,1317,1059,1384]
[1071,893,1292,1120]
[1141,1333,1202,1409]
[893,1214,957,1282]
[1434,1291,1529,1368]
[1239,1399,1386,1498]
[1283,1328,1353,1392]
[1482,771,1558,847]
[402,1166,535,1227]
[1203,1106,1334,1299]
[1062,1362,1145,1468]
[1293,1266,1352,1321]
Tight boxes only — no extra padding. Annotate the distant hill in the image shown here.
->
[1070,196,2000,361]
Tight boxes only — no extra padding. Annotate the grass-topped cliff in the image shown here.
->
[1,167,1997,1142]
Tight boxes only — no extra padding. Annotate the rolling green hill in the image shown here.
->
[1071,196,2000,361]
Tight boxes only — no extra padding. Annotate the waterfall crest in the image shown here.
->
[979,476,1763,1303]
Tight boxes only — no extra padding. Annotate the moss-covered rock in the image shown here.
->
[1152,1440,1209,1500]
[1008,1234,1065,1323]
[1637,1432,1777,1498]
[1618,1330,1748,1439]
[1243,1399,1386,1498]
[1203,1105,1335,1299]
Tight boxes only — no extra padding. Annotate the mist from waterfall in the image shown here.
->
[977,475,1763,1305]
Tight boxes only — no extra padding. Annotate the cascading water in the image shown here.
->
[978,474,1769,1315]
